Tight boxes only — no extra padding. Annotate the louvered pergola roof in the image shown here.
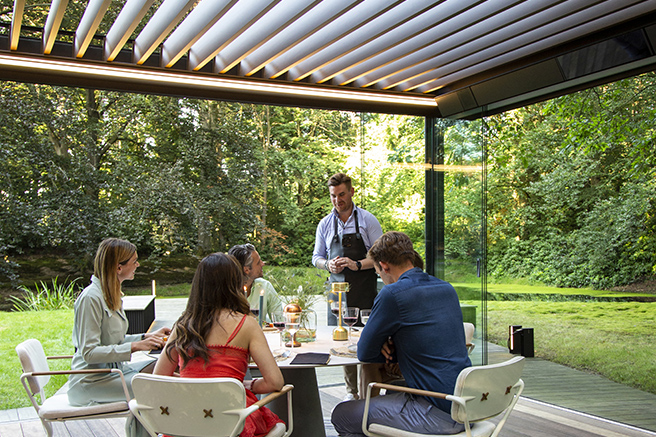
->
[1,0,656,119]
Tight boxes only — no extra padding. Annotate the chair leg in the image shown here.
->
[41,419,54,437]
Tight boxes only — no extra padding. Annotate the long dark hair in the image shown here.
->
[166,252,250,367]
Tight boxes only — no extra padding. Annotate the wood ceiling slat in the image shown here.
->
[238,0,323,76]
[161,0,238,68]
[189,0,281,72]
[329,0,498,87]
[306,0,480,86]
[43,0,69,54]
[260,0,363,79]
[419,0,656,94]
[365,0,568,91]
[10,0,26,50]
[105,0,155,61]
[74,0,111,58]
[133,0,196,65]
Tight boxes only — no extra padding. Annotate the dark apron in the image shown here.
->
[328,209,378,325]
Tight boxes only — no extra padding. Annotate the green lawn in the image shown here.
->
[2,278,655,410]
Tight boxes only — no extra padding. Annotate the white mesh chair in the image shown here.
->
[129,374,294,437]
[362,356,525,437]
[15,339,131,437]
[464,322,476,355]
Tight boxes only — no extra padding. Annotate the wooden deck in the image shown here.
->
[4,298,656,436]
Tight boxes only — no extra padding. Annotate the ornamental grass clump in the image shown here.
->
[9,276,82,311]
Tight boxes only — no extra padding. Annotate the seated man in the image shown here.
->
[331,231,471,436]
[228,243,283,323]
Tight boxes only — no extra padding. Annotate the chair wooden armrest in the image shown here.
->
[21,368,130,402]
[368,382,449,399]
[253,384,294,437]
[47,355,74,360]
[253,384,294,408]
[28,368,117,377]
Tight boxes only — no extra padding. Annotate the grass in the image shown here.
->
[1,310,74,410]
[478,300,656,394]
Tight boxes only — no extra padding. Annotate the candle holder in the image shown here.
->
[332,282,349,341]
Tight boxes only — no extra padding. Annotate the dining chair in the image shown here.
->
[15,339,131,437]
[129,374,294,437]
[463,322,475,355]
[361,356,525,437]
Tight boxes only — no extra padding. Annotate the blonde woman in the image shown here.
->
[67,238,170,406]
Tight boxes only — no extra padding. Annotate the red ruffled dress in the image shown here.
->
[178,314,284,437]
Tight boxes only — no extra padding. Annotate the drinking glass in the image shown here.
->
[360,309,371,326]
[330,299,341,324]
[284,312,300,353]
[271,311,287,352]
[342,307,359,346]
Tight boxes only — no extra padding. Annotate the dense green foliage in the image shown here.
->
[0,83,424,282]
[2,72,656,291]
[486,75,656,289]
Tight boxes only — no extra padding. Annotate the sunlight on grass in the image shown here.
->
[0,310,74,410]
[483,300,656,393]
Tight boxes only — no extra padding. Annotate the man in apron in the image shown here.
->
[313,172,383,401]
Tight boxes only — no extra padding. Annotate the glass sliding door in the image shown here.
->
[425,117,487,365]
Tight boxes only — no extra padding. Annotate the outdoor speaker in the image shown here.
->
[508,325,522,353]
[510,326,534,357]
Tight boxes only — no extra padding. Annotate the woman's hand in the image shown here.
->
[132,327,171,352]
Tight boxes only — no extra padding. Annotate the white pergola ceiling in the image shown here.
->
[1,0,656,118]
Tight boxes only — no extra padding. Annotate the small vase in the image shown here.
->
[296,309,317,343]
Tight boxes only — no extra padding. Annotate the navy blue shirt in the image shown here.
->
[357,267,471,412]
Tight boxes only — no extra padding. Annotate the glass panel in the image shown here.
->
[425,118,487,365]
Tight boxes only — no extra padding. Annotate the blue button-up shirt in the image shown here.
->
[312,205,383,266]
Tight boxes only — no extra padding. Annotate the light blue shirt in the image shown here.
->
[312,205,383,266]
[247,277,283,322]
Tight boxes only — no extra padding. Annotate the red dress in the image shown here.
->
[178,314,284,437]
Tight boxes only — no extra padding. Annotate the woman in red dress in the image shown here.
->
[154,253,285,437]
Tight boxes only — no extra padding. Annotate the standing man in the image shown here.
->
[313,172,383,401]
[331,231,471,436]
[228,243,283,323]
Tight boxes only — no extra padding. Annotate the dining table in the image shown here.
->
[253,325,361,437]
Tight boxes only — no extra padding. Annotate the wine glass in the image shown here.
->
[250,306,260,320]
[342,307,359,346]
[271,311,287,353]
[284,311,300,353]
[330,299,341,324]
[360,309,371,326]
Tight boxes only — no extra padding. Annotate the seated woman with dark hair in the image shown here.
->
[154,252,285,437]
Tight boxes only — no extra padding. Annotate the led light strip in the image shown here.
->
[0,53,438,107]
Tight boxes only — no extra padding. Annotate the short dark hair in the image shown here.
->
[228,243,256,269]
[327,173,352,190]
[367,231,419,267]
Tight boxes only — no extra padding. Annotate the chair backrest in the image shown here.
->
[15,339,50,398]
[130,374,251,437]
[463,323,474,344]
[450,356,525,423]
